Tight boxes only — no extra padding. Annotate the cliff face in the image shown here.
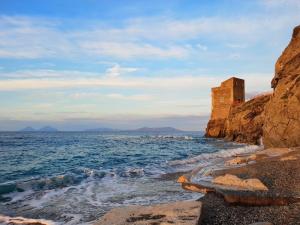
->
[263,26,300,148]
[205,94,271,145]
[205,119,226,138]
[225,94,271,145]
[206,25,300,147]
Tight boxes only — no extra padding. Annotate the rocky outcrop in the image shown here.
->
[205,119,226,138]
[205,94,271,145]
[263,25,300,148]
[0,215,53,225]
[178,147,300,206]
[206,25,300,147]
[225,94,271,145]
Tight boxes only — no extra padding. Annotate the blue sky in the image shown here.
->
[0,0,299,131]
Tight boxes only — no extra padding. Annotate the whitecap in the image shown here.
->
[168,144,262,166]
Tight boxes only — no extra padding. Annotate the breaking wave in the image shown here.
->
[0,132,262,225]
[0,167,145,199]
[168,144,262,166]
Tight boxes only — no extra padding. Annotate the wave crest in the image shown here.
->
[168,145,262,166]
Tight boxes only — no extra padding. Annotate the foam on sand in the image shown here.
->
[0,215,56,225]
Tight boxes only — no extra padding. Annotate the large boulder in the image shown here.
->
[263,25,300,148]
[212,174,268,191]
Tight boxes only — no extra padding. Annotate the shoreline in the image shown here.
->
[1,135,252,225]
[95,146,300,225]
[199,147,300,225]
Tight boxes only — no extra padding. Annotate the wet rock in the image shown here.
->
[94,201,202,225]
[177,175,190,183]
[0,215,53,225]
[225,156,249,166]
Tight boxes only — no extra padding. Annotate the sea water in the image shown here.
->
[0,132,260,224]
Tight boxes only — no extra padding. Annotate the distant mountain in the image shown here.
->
[83,126,184,133]
[19,126,36,132]
[84,127,119,132]
[38,126,58,132]
[129,127,183,133]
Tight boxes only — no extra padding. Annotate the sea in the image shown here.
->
[0,131,261,225]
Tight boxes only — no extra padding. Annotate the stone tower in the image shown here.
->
[210,77,245,120]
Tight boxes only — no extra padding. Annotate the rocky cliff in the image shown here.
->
[225,94,271,145]
[206,25,300,147]
[263,25,300,148]
[205,94,271,145]
[205,119,227,138]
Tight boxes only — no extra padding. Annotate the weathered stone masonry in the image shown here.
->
[211,77,245,120]
[205,76,271,145]
[205,77,245,138]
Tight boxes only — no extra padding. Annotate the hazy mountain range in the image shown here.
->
[20,126,59,132]
[18,126,187,133]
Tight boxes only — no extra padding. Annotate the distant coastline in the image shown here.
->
[16,126,196,134]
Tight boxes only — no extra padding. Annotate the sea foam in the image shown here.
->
[0,215,56,225]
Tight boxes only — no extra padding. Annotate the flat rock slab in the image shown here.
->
[248,222,273,225]
[94,201,202,225]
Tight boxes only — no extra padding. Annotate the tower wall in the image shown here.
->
[210,77,245,120]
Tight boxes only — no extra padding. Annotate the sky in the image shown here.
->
[0,0,299,131]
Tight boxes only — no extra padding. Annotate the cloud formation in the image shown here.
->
[0,1,298,130]
[0,7,299,60]
[105,64,139,77]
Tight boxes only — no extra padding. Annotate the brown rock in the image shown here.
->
[205,118,226,138]
[225,94,271,145]
[248,222,273,225]
[205,86,271,145]
[213,174,268,191]
[263,25,300,148]
[280,155,298,161]
[94,201,202,225]
[181,182,215,194]
[177,175,190,183]
[225,156,248,165]
[0,215,52,225]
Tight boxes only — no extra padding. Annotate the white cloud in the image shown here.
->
[262,0,300,8]
[226,43,247,49]
[0,69,273,93]
[106,93,152,101]
[70,92,152,101]
[1,8,300,60]
[105,64,139,77]
[0,69,98,79]
[195,44,208,51]
[80,41,188,59]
